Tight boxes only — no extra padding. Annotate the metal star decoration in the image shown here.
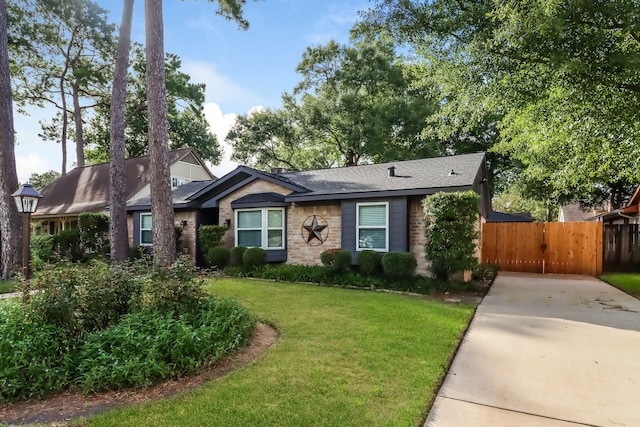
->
[303,215,327,243]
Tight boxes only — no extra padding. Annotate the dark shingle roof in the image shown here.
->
[280,152,485,201]
[35,148,213,217]
[487,211,535,223]
[127,180,214,209]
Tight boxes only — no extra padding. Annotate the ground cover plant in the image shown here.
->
[86,278,475,426]
[599,274,640,299]
[0,257,255,402]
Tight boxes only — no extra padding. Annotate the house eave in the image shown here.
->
[284,185,475,203]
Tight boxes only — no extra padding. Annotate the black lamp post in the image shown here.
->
[11,183,42,278]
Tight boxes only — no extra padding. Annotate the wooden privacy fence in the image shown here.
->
[603,224,640,272]
[481,222,603,275]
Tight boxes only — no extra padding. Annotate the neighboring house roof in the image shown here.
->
[35,148,214,217]
[486,211,535,223]
[558,203,601,222]
[127,179,214,211]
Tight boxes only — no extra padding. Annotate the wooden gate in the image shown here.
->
[481,222,603,275]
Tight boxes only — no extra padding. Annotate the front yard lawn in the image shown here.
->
[0,279,17,294]
[86,278,475,427]
[599,273,640,298]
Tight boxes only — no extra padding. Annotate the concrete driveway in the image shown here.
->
[425,272,640,427]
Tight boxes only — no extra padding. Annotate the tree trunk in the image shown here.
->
[0,0,23,278]
[72,83,85,167]
[59,76,68,174]
[145,0,175,265]
[109,0,134,264]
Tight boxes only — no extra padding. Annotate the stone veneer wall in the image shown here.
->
[408,197,429,276]
[218,179,293,247]
[286,203,342,265]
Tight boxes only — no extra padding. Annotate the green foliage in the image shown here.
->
[29,261,142,337]
[0,257,256,402]
[0,303,73,402]
[27,170,60,190]
[472,264,499,284]
[357,250,382,275]
[31,234,56,268]
[76,297,255,393]
[423,191,480,282]
[198,225,227,256]
[78,212,110,254]
[143,256,205,318]
[243,247,267,270]
[52,229,83,261]
[206,246,231,269]
[84,46,222,164]
[320,249,352,273]
[381,252,417,280]
[492,184,552,222]
[229,246,247,267]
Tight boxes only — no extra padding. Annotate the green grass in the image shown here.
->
[599,273,640,298]
[0,279,17,294]
[83,278,475,427]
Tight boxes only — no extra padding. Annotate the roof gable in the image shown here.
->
[35,148,214,217]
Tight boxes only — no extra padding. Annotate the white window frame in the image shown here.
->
[356,202,389,252]
[235,208,285,250]
[140,213,153,246]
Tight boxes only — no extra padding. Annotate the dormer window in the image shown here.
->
[171,177,186,188]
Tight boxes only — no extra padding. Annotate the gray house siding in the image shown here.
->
[341,197,408,263]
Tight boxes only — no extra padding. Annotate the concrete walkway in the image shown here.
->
[425,272,640,427]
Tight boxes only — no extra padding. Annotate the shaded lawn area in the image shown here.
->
[85,278,475,427]
[600,273,640,298]
[0,280,17,294]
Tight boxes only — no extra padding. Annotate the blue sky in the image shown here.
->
[14,0,370,181]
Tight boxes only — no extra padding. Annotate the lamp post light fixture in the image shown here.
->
[11,183,42,278]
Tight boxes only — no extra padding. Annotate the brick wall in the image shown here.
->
[287,203,342,265]
[175,211,198,257]
[408,197,428,276]
[218,179,293,247]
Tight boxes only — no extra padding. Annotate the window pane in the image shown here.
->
[141,230,152,245]
[267,229,283,248]
[141,214,152,229]
[238,211,262,228]
[267,210,283,228]
[238,230,262,247]
[358,205,386,227]
[358,229,386,249]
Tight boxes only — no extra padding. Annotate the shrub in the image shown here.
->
[320,249,352,273]
[78,212,109,254]
[381,252,417,280]
[53,229,83,261]
[0,303,73,402]
[243,247,267,269]
[206,246,231,269]
[423,191,480,282]
[75,296,255,393]
[129,245,151,262]
[230,246,247,266]
[357,250,382,275]
[31,234,56,269]
[198,225,227,255]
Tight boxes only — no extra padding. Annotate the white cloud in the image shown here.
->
[16,151,58,184]
[203,102,239,177]
[182,61,255,107]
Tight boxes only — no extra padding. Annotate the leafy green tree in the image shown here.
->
[363,0,640,208]
[84,47,221,165]
[28,170,60,190]
[228,38,439,170]
[9,0,115,173]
